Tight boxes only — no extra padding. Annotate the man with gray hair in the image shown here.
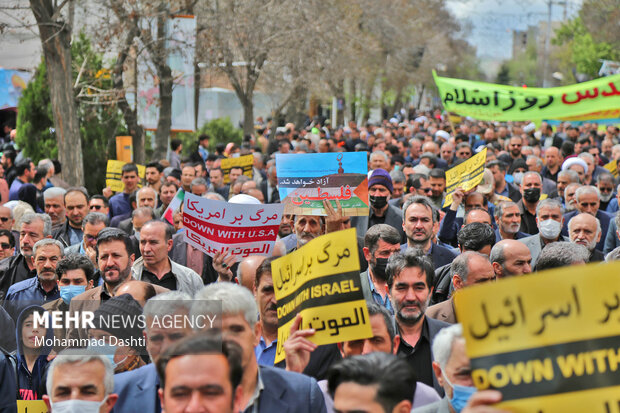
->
[519,198,567,264]
[44,186,67,232]
[43,349,118,412]
[568,213,604,262]
[561,185,612,252]
[526,155,557,195]
[556,169,580,202]
[0,213,52,300]
[65,212,109,267]
[535,241,590,271]
[369,151,389,171]
[192,282,327,412]
[494,201,528,241]
[113,291,194,412]
[427,252,495,324]
[3,238,64,319]
[412,324,476,413]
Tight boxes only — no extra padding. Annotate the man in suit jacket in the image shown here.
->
[402,196,457,270]
[260,164,280,204]
[113,291,193,413]
[518,198,566,265]
[561,185,612,252]
[350,168,406,243]
[195,282,327,413]
[169,231,219,284]
[426,252,495,324]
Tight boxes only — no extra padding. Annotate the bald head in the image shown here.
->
[116,280,157,307]
[490,239,532,278]
[464,209,492,226]
[237,255,266,291]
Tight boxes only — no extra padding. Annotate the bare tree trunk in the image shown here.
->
[112,24,145,164]
[361,76,375,124]
[152,12,173,160]
[30,0,84,186]
[241,94,254,137]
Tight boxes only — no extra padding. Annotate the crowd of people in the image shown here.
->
[0,113,618,412]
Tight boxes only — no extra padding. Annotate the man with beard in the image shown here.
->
[556,170,580,205]
[564,182,580,212]
[387,249,450,395]
[498,136,525,169]
[350,169,406,244]
[44,187,67,232]
[569,213,604,262]
[53,187,89,247]
[67,228,135,340]
[402,196,457,270]
[360,224,402,315]
[562,185,612,252]
[596,173,615,211]
[428,169,446,209]
[494,201,528,241]
[0,213,52,300]
[293,215,325,250]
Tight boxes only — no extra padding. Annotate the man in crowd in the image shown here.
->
[351,169,405,243]
[119,187,159,234]
[487,160,521,203]
[132,220,203,294]
[494,201,528,241]
[568,212,604,262]
[180,164,196,192]
[53,187,89,247]
[109,163,140,218]
[44,187,67,232]
[518,172,543,234]
[556,170,580,204]
[8,159,34,201]
[542,146,562,182]
[361,224,402,314]
[145,161,163,193]
[403,196,457,269]
[519,198,566,264]
[65,211,108,267]
[156,181,178,217]
[428,169,446,209]
[194,282,328,412]
[114,291,194,411]
[89,194,110,216]
[562,185,612,252]
[426,252,495,324]
[387,249,450,394]
[489,239,532,278]
[4,238,63,319]
[43,350,118,412]
[0,230,15,260]
[0,213,52,300]
[498,136,525,169]
[526,155,557,195]
[413,324,475,413]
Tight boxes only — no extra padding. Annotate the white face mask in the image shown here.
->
[538,219,561,239]
[51,396,108,413]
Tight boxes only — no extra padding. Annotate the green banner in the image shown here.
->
[433,70,620,121]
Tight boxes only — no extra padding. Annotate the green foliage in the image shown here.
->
[177,117,243,155]
[495,63,510,85]
[498,42,539,86]
[16,32,125,193]
[16,61,56,160]
[553,17,620,78]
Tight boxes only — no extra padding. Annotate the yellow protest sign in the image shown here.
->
[220,154,253,184]
[604,160,618,177]
[454,261,620,412]
[271,228,372,364]
[443,148,487,207]
[17,400,47,413]
[105,160,146,193]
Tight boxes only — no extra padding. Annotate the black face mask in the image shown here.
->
[371,257,389,281]
[369,195,388,209]
[523,187,541,203]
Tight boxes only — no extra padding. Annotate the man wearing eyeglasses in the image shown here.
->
[65,212,109,275]
[89,195,110,216]
[0,229,15,260]
[0,206,18,253]
[498,136,526,170]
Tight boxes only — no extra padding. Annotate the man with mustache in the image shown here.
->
[569,212,604,262]
[494,201,528,241]
[67,228,135,340]
[387,249,450,395]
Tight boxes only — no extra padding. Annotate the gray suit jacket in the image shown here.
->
[518,233,569,266]
[411,396,450,413]
[350,204,405,242]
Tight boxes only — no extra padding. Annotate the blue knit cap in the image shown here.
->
[368,168,393,193]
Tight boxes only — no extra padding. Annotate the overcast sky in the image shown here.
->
[446,0,583,60]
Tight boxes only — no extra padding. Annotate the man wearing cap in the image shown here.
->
[350,169,406,244]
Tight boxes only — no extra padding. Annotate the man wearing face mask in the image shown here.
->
[351,169,406,244]
[517,172,543,235]
[519,199,566,264]
[43,254,95,349]
[360,225,402,315]
[413,324,475,413]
